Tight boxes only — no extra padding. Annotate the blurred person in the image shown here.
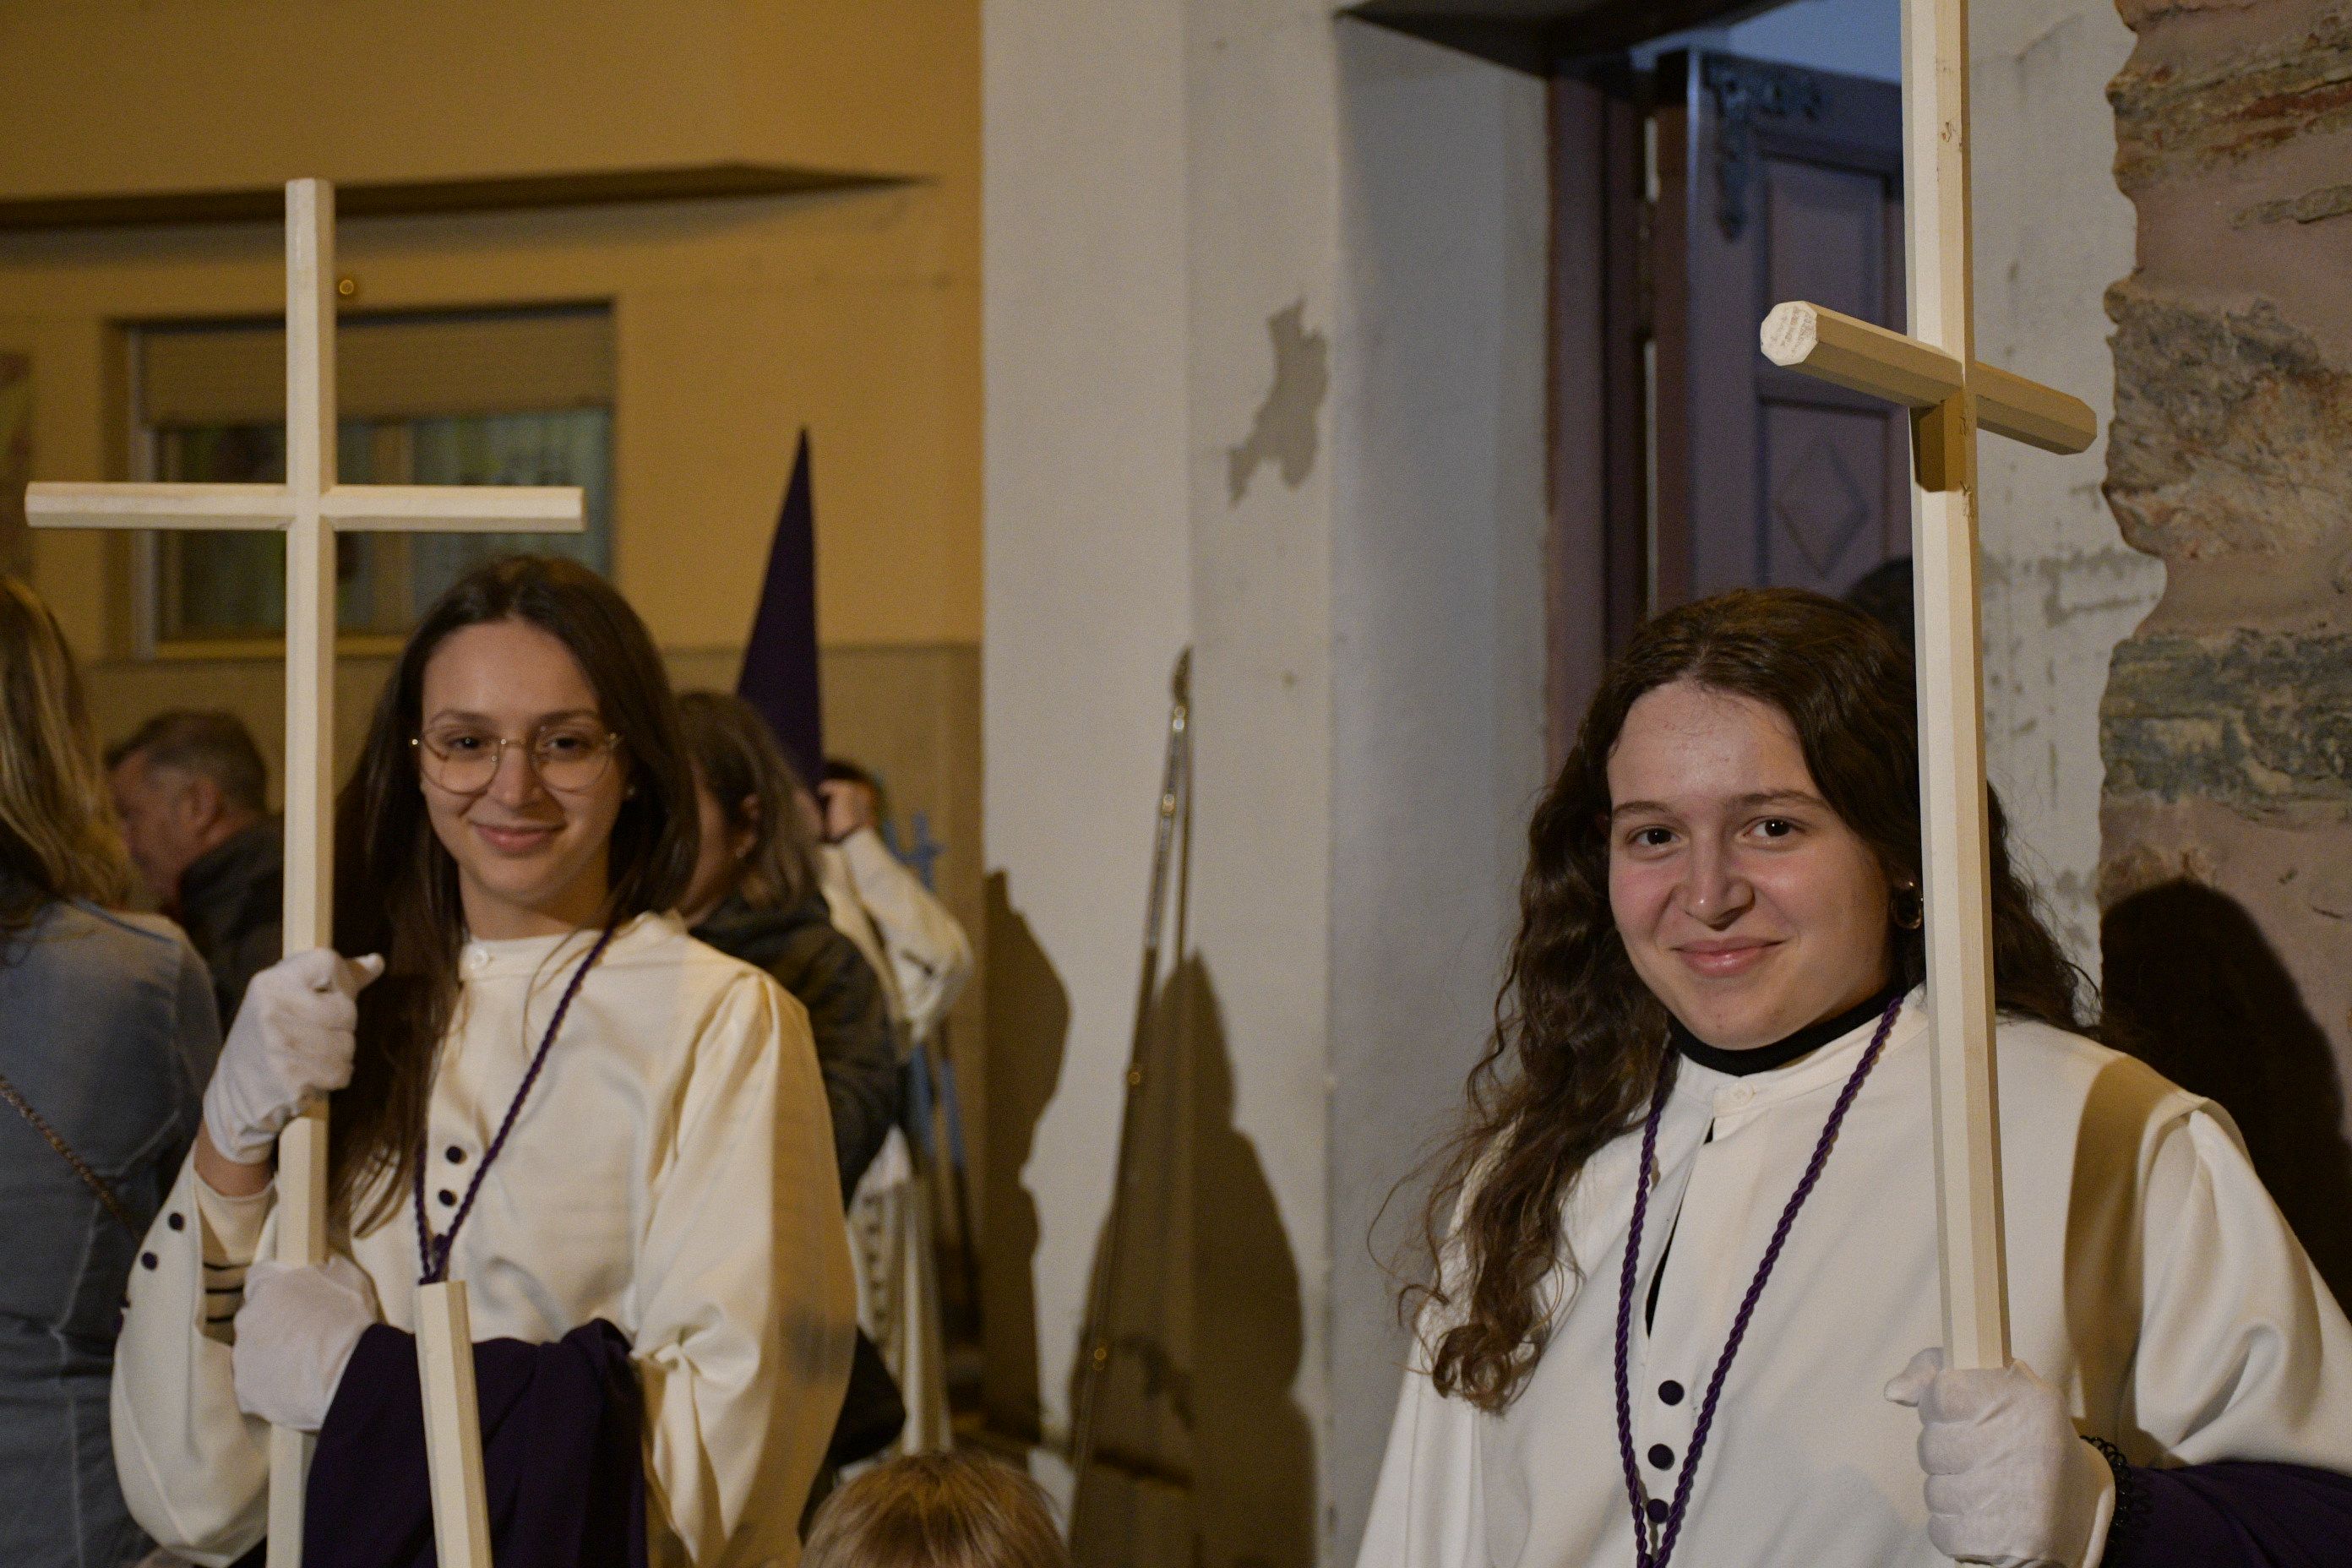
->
[0,577,219,1567]
[802,1452,1068,1568]
[813,758,972,1456]
[107,710,281,1025]
[816,759,972,1044]
[678,689,910,1471]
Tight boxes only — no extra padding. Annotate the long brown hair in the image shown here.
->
[676,689,819,912]
[0,576,134,936]
[329,557,698,1233]
[1408,588,2086,1411]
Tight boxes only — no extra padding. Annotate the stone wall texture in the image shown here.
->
[2102,0,2352,1299]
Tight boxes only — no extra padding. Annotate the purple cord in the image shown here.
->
[414,923,618,1285]
[1614,994,1903,1567]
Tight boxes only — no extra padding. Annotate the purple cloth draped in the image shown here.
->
[2111,1461,2352,1566]
[236,1318,647,1568]
[736,428,824,786]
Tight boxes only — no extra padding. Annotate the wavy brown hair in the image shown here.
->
[328,557,698,1233]
[0,576,133,937]
[1406,588,2087,1411]
[676,689,819,912]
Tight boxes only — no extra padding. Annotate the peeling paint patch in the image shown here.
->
[2103,631,2352,807]
[1227,300,1330,505]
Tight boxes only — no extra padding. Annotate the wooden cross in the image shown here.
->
[1759,0,2096,1372]
[28,179,580,1566]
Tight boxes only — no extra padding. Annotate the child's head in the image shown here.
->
[804,1453,1069,1568]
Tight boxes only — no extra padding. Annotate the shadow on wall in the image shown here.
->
[1068,956,1314,1568]
[981,872,1071,1446]
[2101,879,2352,1308]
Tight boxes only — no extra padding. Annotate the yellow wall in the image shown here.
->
[0,0,981,655]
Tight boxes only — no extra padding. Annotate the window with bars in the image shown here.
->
[134,306,614,647]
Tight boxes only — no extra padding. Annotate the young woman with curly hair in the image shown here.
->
[1360,589,2352,1568]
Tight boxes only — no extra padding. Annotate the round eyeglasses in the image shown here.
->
[411,724,623,796]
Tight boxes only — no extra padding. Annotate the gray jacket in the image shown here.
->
[0,896,219,1568]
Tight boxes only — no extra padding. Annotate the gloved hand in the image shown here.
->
[202,950,384,1164]
[231,1255,380,1432]
[1886,1348,2116,1567]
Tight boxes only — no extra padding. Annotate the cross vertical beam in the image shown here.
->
[28,178,585,1565]
[1902,0,2010,1374]
[1761,0,2103,1376]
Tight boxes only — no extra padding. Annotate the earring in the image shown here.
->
[1893,884,1924,930]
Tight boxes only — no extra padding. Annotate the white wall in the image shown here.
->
[980,0,1193,1479]
[1970,0,2160,968]
[1326,19,1549,1559]
[983,3,1549,1560]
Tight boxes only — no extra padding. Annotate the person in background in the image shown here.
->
[678,693,901,1198]
[802,1452,1070,1568]
[676,690,910,1476]
[0,578,219,1568]
[107,710,281,1026]
[814,758,973,1456]
[817,759,972,1044]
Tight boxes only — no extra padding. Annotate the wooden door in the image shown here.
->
[1650,49,1908,607]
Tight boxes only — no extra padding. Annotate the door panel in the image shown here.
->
[1650,50,1907,608]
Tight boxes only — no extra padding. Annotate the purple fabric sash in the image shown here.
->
[234,1318,648,1568]
[2109,1460,2352,1565]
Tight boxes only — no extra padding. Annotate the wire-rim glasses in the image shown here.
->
[411,723,623,797]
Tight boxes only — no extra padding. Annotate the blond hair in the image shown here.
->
[803,1454,1070,1568]
[0,576,133,934]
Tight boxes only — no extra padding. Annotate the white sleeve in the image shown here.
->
[2132,1104,2352,1469]
[634,973,858,1564]
[836,826,972,1039]
[1359,1350,1486,1568]
[109,1158,275,1565]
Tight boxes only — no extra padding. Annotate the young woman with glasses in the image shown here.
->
[112,556,856,1565]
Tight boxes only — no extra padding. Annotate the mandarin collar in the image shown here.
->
[1669,987,1925,1113]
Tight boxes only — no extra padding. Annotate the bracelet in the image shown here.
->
[2082,1436,2147,1563]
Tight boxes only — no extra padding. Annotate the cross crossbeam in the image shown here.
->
[28,179,569,1567]
[1758,0,2100,1374]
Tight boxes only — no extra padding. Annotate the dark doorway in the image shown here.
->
[1547,35,1906,750]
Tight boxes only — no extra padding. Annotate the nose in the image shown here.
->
[1683,838,1752,926]
[484,739,549,808]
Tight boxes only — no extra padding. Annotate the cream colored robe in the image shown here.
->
[1360,991,2352,1568]
[111,912,857,1567]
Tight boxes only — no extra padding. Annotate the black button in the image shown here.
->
[1645,1498,1669,1526]
[167,1211,186,1231]
[445,1146,466,1164]
[1649,1444,1675,1470]
[140,1252,158,1270]
[437,1189,457,1207]
[1658,1380,1685,1406]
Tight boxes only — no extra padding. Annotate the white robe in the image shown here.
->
[815,830,968,1456]
[1360,990,2352,1568]
[110,912,858,1567]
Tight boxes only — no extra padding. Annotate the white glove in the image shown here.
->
[231,1255,380,1432]
[203,949,384,1164]
[1886,1348,2117,1567]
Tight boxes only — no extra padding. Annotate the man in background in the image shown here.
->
[107,710,280,1026]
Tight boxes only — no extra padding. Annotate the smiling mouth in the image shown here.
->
[471,821,561,854]
[1676,940,1777,977]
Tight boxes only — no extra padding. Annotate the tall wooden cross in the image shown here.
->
[1759,0,2097,1372]
[28,178,580,1567]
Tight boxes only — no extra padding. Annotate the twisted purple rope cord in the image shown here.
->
[1614,994,1903,1566]
[414,923,618,1285]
